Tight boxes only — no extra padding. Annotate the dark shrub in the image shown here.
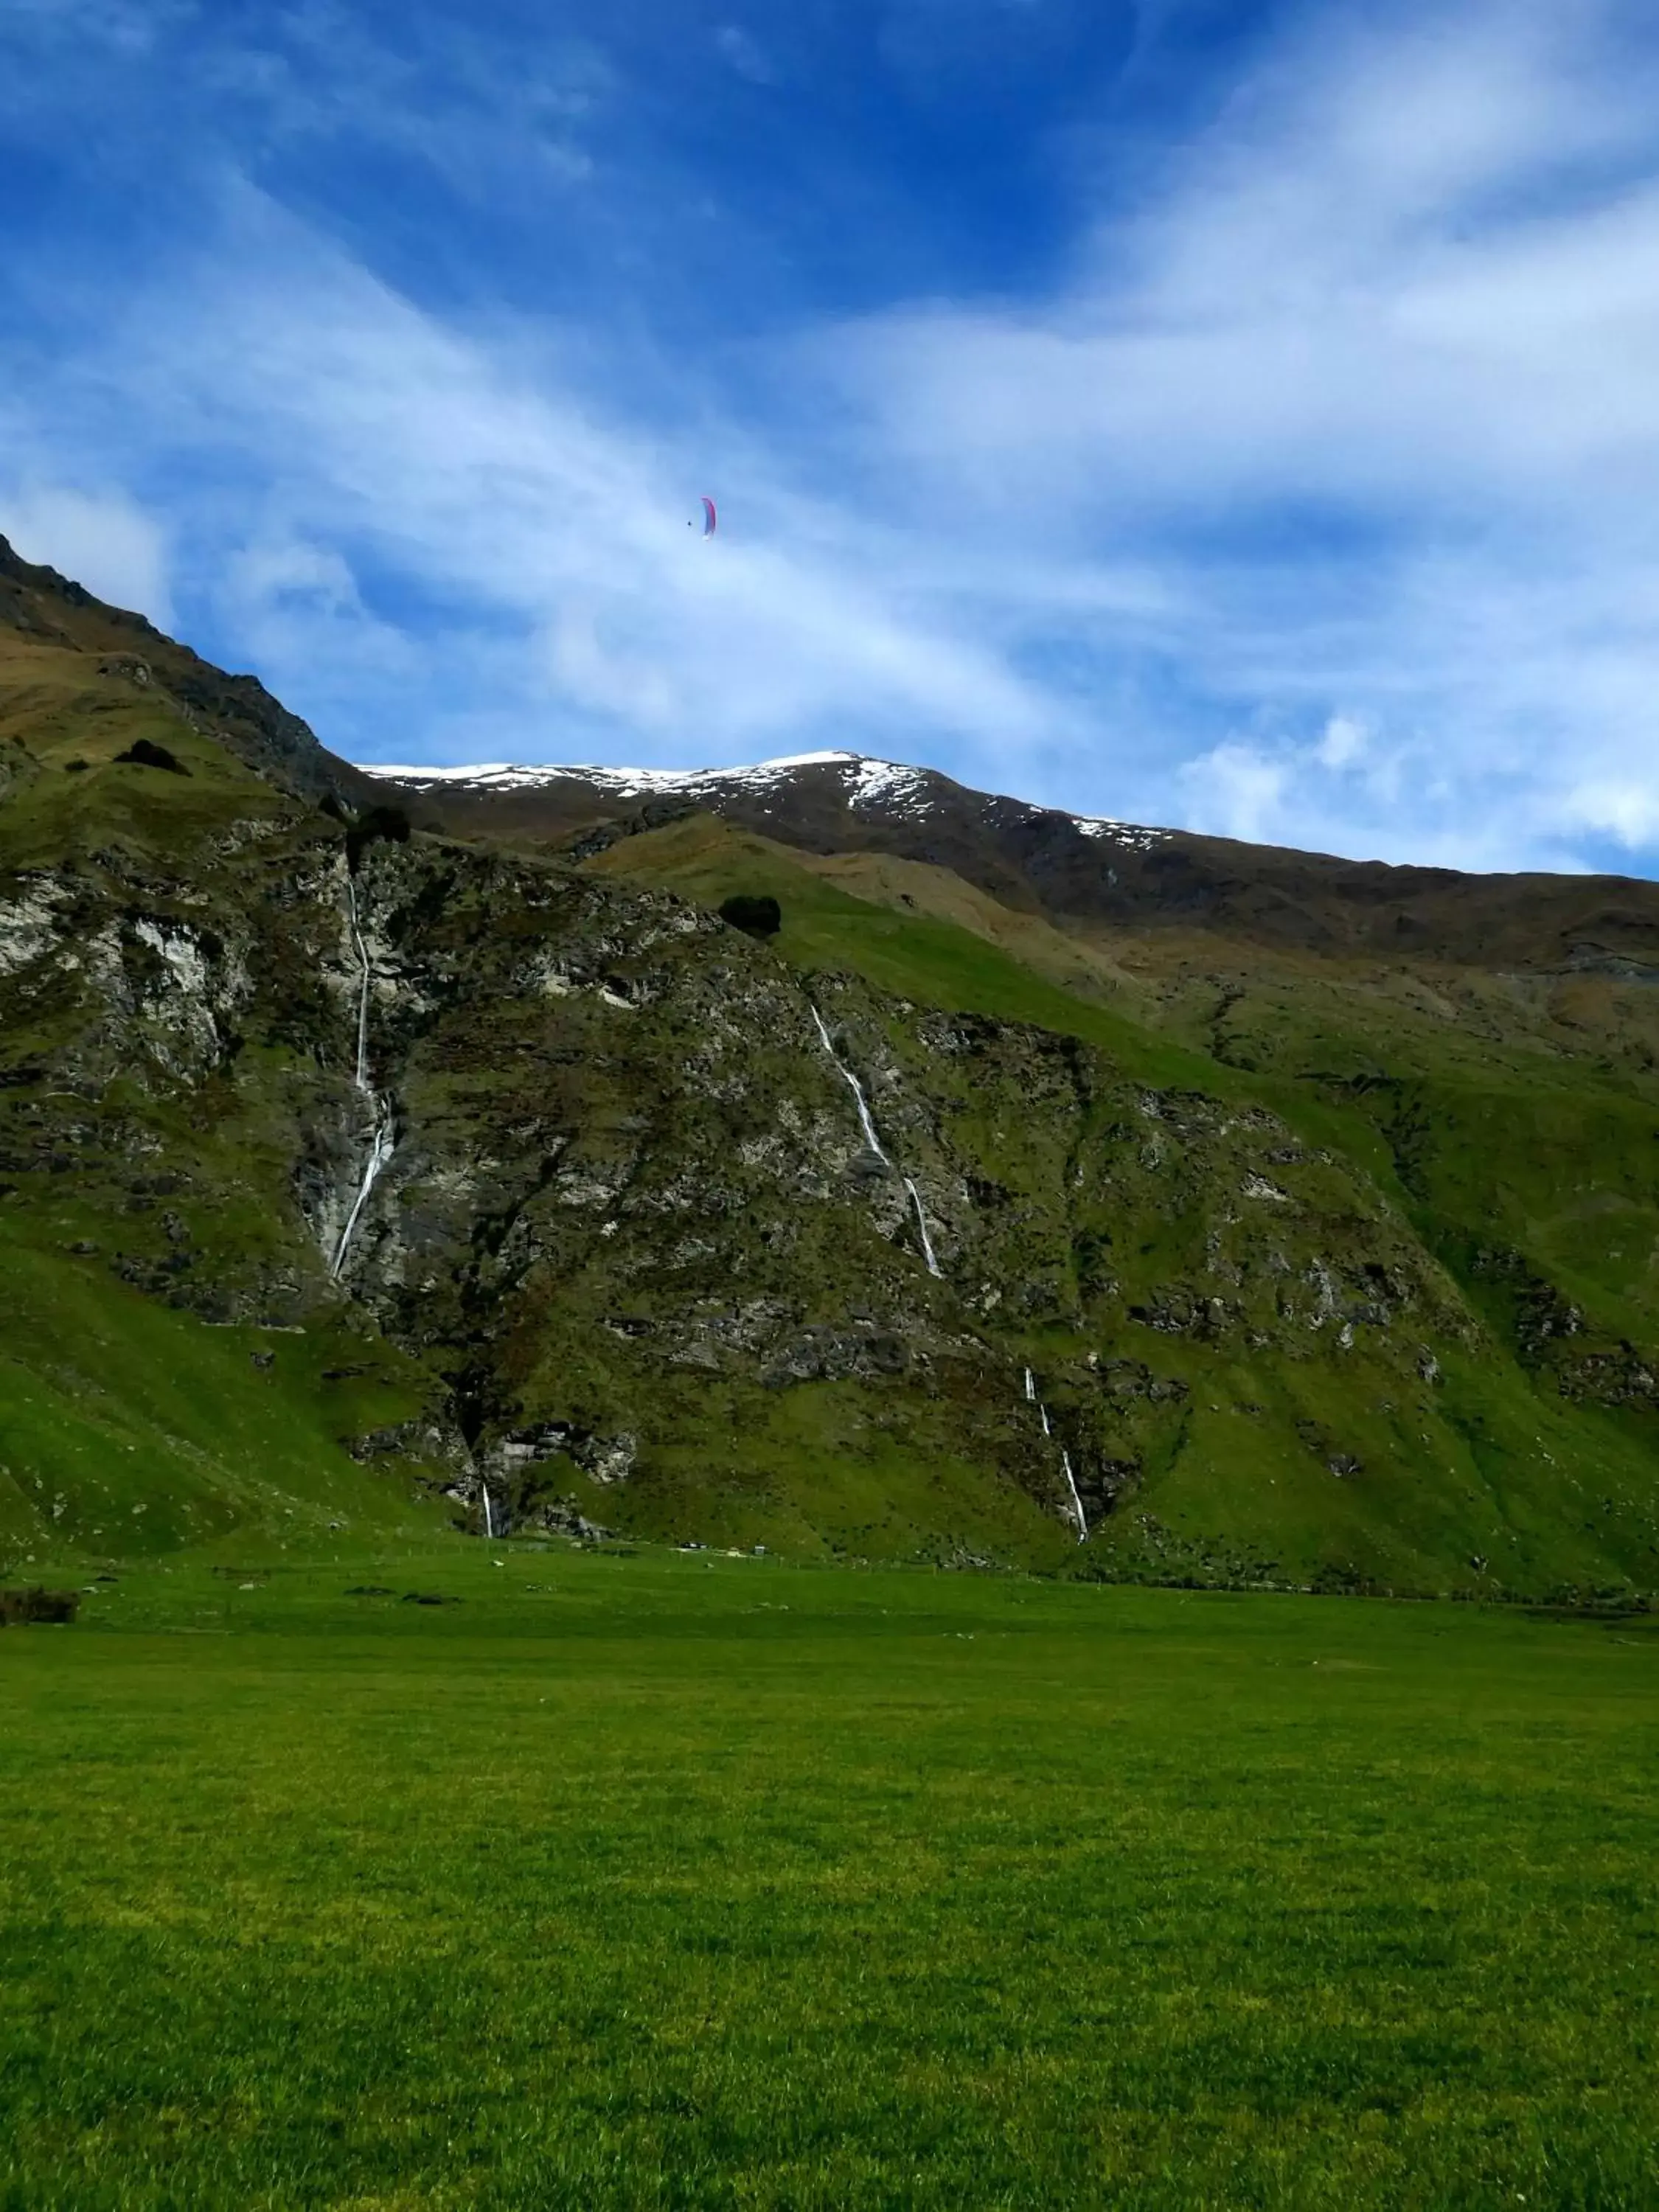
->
[720,893,782,938]
[114,738,189,775]
[0,1587,80,1626]
[347,802,413,872]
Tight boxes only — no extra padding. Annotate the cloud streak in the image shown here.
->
[40,190,1060,770]
[6,0,1659,872]
[821,1,1659,864]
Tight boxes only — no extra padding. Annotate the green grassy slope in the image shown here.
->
[0,1228,451,1560]
[3,1554,1656,2206]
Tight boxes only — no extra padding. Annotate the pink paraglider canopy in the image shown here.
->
[700,495,717,537]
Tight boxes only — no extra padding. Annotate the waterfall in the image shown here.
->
[480,1481,495,1542]
[1023,1366,1085,1541]
[808,999,943,1277]
[331,1116,394,1279]
[347,874,372,1089]
[809,1004,889,1163]
[330,877,395,1281]
[903,1176,942,1279]
[1059,1450,1088,1543]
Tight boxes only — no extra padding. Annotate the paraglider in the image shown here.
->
[692,495,716,537]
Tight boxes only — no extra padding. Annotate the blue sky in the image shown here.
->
[6,0,1659,872]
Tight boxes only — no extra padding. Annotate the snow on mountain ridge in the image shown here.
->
[356,751,866,796]
[1077,817,1168,855]
[355,754,1169,845]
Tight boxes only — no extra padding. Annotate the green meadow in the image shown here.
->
[3,1548,1655,2208]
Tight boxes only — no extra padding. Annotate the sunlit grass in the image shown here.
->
[3,1548,1655,2205]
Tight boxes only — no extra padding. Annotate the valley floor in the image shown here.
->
[1,1548,1655,2208]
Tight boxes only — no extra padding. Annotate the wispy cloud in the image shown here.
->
[14,189,1059,768]
[815,1,1659,864]
[6,0,1659,871]
[714,23,773,86]
[0,482,174,628]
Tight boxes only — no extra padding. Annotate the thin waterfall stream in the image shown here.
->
[809,1004,889,1163]
[902,1178,941,1276]
[808,1002,942,1277]
[1023,1366,1086,1540]
[1058,1450,1088,1541]
[330,877,395,1281]
[349,874,371,1088]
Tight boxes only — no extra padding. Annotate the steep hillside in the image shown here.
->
[0,534,379,807]
[4,541,1659,1599]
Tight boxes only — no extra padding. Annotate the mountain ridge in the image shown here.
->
[361,748,1659,972]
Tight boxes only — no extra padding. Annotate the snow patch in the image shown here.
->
[1077,817,1171,853]
[849,759,931,815]
[358,751,866,799]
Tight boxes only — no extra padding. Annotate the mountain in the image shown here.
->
[366,752,1659,971]
[5,531,1659,1600]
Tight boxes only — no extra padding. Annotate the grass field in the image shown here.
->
[3,1546,1656,2208]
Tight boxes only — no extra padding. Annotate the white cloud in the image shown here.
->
[226,534,362,619]
[9,0,1659,874]
[1315,715,1366,771]
[0,0,193,54]
[42,192,1060,771]
[1560,779,1659,849]
[848,13,1659,516]
[218,531,417,686]
[714,24,772,84]
[807,0,1659,866]
[1179,741,1288,846]
[0,483,173,628]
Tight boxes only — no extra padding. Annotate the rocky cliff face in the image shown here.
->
[1,780,1636,1592]
[6,546,1659,1595]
